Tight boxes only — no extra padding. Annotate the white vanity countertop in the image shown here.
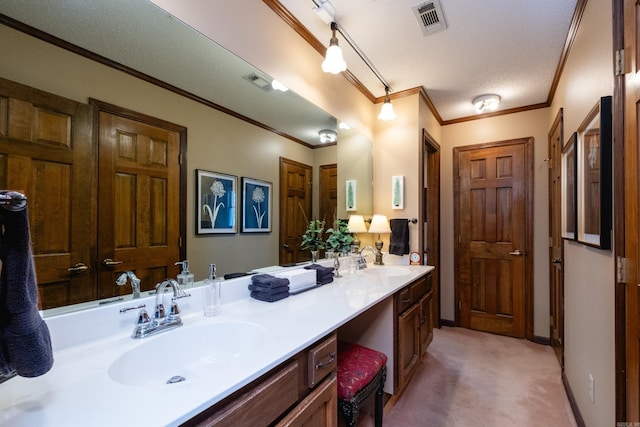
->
[0,263,433,427]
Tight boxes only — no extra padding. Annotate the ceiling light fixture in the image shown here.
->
[321,20,396,121]
[378,86,396,121]
[319,129,337,143]
[321,22,346,74]
[472,94,501,114]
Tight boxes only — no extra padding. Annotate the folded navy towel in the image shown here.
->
[251,274,290,288]
[0,207,53,378]
[248,283,290,293]
[250,290,289,302]
[317,276,334,285]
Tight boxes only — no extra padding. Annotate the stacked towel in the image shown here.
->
[389,219,410,255]
[0,207,54,378]
[304,264,335,285]
[249,274,290,302]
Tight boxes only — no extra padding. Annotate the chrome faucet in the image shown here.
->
[124,278,190,339]
[354,246,375,270]
[116,271,141,299]
[359,245,384,266]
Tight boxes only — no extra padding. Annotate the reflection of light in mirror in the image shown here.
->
[338,121,351,129]
[319,129,337,143]
[271,79,288,92]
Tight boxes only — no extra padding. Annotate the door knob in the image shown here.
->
[103,258,123,267]
[67,263,89,274]
[508,249,524,256]
[552,258,562,264]
[283,244,290,249]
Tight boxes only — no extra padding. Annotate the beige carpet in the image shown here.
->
[354,326,577,427]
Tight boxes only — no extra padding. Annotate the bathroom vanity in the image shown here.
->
[0,263,433,426]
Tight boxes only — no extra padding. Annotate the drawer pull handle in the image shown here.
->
[315,352,336,370]
[402,298,411,303]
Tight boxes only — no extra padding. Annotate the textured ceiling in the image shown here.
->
[279,0,578,121]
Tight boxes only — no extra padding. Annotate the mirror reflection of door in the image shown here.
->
[95,101,185,299]
[0,78,94,309]
[279,157,312,265]
[319,164,337,227]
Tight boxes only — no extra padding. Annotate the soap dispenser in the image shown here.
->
[203,263,221,317]
[175,260,194,289]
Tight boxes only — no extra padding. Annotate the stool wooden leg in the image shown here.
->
[375,367,387,427]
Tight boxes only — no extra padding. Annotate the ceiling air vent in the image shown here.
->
[242,73,272,91]
[412,0,447,36]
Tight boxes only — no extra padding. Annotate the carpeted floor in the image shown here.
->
[353,326,577,427]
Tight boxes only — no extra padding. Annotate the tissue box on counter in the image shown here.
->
[275,269,317,294]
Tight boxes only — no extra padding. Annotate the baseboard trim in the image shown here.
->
[531,335,551,345]
[562,373,586,427]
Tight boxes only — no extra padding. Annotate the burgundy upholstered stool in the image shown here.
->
[337,341,388,427]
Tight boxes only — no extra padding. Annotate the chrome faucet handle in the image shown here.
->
[119,303,146,314]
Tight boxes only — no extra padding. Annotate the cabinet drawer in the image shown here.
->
[410,276,427,301]
[195,361,299,427]
[308,334,337,388]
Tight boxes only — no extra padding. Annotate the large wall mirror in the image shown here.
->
[0,0,373,314]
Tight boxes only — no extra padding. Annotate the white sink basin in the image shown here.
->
[363,267,412,277]
[108,321,266,386]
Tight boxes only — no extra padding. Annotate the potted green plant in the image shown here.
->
[326,219,354,255]
[301,219,326,261]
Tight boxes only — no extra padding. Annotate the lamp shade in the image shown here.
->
[347,215,368,233]
[368,214,391,234]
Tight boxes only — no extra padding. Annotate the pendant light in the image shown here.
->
[378,87,396,121]
[322,22,347,74]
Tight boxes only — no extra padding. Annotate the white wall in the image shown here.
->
[549,0,615,424]
[440,109,551,337]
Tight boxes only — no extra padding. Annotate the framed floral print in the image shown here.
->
[576,96,612,249]
[242,177,272,233]
[196,169,237,234]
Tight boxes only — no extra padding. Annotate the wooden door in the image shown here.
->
[548,110,565,367]
[0,78,94,309]
[319,164,337,227]
[279,157,312,265]
[96,107,183,299]
[454,138,533,338]
[623,0,640,420]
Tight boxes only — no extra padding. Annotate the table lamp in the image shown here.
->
[347,215,368,249]
[368,214,391,265]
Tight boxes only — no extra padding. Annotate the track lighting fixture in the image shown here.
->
[378,87,396,121]
[321,22,346,74]
[321,20,396,120]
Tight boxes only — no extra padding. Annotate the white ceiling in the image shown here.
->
[279,0,578,121]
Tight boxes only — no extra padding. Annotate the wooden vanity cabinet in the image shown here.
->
[184,333,337,427]
[395,272,433,393]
